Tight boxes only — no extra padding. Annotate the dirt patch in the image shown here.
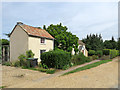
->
[2,57,118,88]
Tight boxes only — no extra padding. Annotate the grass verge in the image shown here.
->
[0,86,6,89]
[62,59,112,76]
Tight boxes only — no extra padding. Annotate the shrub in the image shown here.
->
[2,62,11,66]
[26,50,35,58]
[41,50,71,69]
[71,52,91,65]
[38,63,43,67]
[103,49,111,55]
[110,50,119,59]
[62,64,70,70]
[42,64,48,69]
[95,50,103,57]
[103,49,119,59]
[18,54,26,66]
[92,55,99,60]
[88,50,95,56]
[100,55,110,60]
[14,61,20,67]
[46,69,56,74]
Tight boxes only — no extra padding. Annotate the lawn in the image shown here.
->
[62,59,112,76]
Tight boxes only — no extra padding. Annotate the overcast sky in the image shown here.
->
[2,2,118,41]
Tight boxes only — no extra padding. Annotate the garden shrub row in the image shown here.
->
[88,50,103,57]
[103,49,119,59]
[41,49,71,69]
[71,52,91,65]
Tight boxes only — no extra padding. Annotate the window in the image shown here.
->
[41,38,45,43]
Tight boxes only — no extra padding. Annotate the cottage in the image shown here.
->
[72,40,88,57]
[10,22,54,62]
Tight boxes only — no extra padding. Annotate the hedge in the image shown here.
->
[88,50,95,56]
[41,50,71,69]
[71,52,91,65]
[103,49,119,59]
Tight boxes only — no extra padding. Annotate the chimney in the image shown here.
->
[17,22,23,25]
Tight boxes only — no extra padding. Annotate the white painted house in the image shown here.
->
[10,22,54,62]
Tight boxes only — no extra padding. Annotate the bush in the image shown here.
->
[103,49,119,59]
[110,50,119,59]
[88,50,95,56]
[18,54,26,66]
[41,50,71,69]
[46,69,56,74]
[2,62,11,66]
[103,49,111,55]
[100,55,110,60]
[14,61,20,67]
[62,64,70,70]
[71,52,91,65]
[95,50,103,57]
[26,50,35,58]
[91,55,99,60]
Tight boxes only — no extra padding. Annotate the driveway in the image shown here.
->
[1,57,118,88]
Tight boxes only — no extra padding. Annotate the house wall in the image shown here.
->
[10,25,28,62]
[28,36,54,62]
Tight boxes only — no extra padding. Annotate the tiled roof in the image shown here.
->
[78,40,85,45]
[20,24,54,39]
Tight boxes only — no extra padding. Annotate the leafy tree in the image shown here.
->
[82,34,104,51]
[43,25,47,30]
[0,39,9,45]
[46,23,79,53]
[104,36,117,49]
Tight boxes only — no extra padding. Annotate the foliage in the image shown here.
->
[0,46,2,61]
[89,55,99,60]
[38,68,48,72]
[41,50,71,69]
[0,39,9,45]
[62,64,70,70]
[46,69,56,74]
[88,50,95,56]
[45,23,79,53]
[18,54,26,66]
[2,62,11,66]
[95,50,103,57]
[71,52,91,65]
[42,64,48,69]
[103,49,111,55]
[14,61,20,67]
[104,37,117,49]
[26,50,35,58]
[103,49,119,59]
[82,34,103,51]
[62,59,112,76]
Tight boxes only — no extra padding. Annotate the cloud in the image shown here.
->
[2,2,118,40]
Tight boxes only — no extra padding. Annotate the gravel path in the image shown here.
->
[1,58,118,88]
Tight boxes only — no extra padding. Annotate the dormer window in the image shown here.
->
[41,38,45,44]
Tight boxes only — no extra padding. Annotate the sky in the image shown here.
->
[2,2,118,41]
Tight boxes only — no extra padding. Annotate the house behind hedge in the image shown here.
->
[10,22,54,62]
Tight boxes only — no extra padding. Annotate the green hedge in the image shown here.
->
[71,52,91,65]
[103,49,119,59]
[88,50,95,56]
[41,50,71,69]
[95,50,103,57]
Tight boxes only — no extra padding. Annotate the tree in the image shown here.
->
[46,23,79,53]
[104,36,117,49]
[43,25,47,30]
[0,39,9,45]
[82,34,104,51]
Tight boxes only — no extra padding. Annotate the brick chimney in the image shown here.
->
[17,22,23,25]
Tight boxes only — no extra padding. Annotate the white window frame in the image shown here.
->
[40,38,46,44]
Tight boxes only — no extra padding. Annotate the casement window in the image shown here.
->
[41,38,45,44]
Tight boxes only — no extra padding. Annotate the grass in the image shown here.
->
[62,59,112,76]
[0,86,6,89]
